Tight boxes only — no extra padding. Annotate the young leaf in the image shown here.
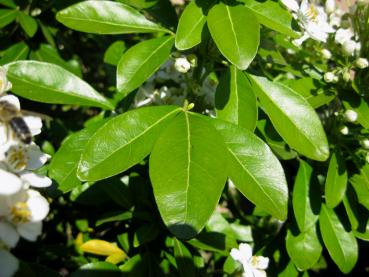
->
[0,9,17,28]
[18,12,38,37]
[175,0,207,50]
[319,204,358,273]
[56,1,169,34]
[210,118,288,220]
[117,36,174,97]
[5,61,113,109]
[78,106,181,181]
[215,66,257,131]
[149,112,228,239]
[207,2,259,70]
[249,75,329,161]
[325,151,348,209]
[242,0,299,38]
[49,121,107,193]
[286,225,322,271]
[292,160,320,232]
[0,42,29,65]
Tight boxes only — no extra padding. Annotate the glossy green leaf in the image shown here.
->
[175,0,207,50]
[0,9,17,28]
[207,2,259,70]
[282,78,335,109]
[325,151,348,209]
[342,93,369,129]
[319,204,358,273]
[215,66,257,131]
[0,42,29,65]
[292,160,320,232]
[211,118,288,220]
[117,36,174,97]
[5,61,113,109]
[18,12,38,37]
[49,121,107,193]
[118,0,158,9]
[343,186,362,231]
[249,75,329,161]
[242,0,299,38]
[286,225,322,271]
[174,239,196,277]
[149,112,228,239]
[56,1,169,34]
[350,164,369,210]
[78,106,181,181]
[104,41,126,66]
[30,44,82,76]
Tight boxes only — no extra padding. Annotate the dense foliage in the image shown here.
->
[0,0,369,276]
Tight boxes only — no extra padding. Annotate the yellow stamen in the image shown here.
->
[306,4,318,22]
[5,145,28,171]
[11,202,31,223]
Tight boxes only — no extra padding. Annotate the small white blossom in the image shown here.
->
[231,243,269,277]
[325,0,335,14]
[321,49,332,59]
[174,57,191,73]
[335,28,354,45]
[355,58,369,69]
[361,139,369,150]
[342,40,357,56]
[324,72,337,83]
[344,110,358,122]
[0,249,19,277]
[339,126,349,135]
[0,67,12,95]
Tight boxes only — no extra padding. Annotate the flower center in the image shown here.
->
[11,202,31,224]
[5,144,28,172]
[251,256,259,267]
[306,4,318,22]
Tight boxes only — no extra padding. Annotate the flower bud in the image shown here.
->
[339,125,349,135]
[186,54,197,67]
[325,0,335,13]
[324,72,336,83]
[342,40,356,56]
[342,70,351,82]
[361,139,369,150]
[343,109,358,122]
[355,58,369,69]
[321,49,332,59]
[174,57,191,73]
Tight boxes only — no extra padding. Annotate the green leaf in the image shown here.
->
[104,41,126,66]
[133,224,159,247]
[49,121,107,193]
[215,66,257,131]
[0,0,16,8]
[30,44,82,76]
[242,0,299,38]
[18,12,38,37]
[175,0,207,50]
[4,61,113,109]
[174,239,196,277]
[118,0,158,9]
[350,165,369,210]
[56,1,169,34]
[117,36,174,97]
[293,160,320,232]
[249,75,329,161]
[342,93,369,129]
[71,262,120,277]
[286,225,322,271]
[149,112,228,239]
[325,151,348,209]
[319,204,358,273]
[0,42,29,65]
[207,2,259,70]
[96,211,132,227]
[78,106,181,181]
[211,118,288,220]
[0,9,17,28]
[282,78,335,109]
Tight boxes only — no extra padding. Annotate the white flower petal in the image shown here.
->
[0,222,19,248]
[26,190,49,221]
[0,125,8,145]
[0,95,20,110]
[16,221,42,241]
[239,243,253,260]
[0,249,19,277]
[23,116,42,136]
[254,256,269,270]
[280,0,299,11]
[251,269,267,277]
[20,172,52,188]
[0,169,22,195]
[230,249,244,263]
[26,144,49,170]
[241,263,255,277]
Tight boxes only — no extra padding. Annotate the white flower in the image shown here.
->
[342,40,357,56]
[361,139,369,150]
[344,110,358,122]
[281,0,334,45]
[0,249,19,277]
[339,125,349,135]
[335,28,354,44]
[0,168,23,196]
[231,243,269,277]
[355,58,369,69]
[323,72,337,83]
[0,188,49,245]
[321,49,332,59]
[0,67,12,95]
[174,57,191,73]
[325,0,335,14]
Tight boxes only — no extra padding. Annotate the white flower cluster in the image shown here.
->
[134,55,217,112]
[0,67,51,277]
